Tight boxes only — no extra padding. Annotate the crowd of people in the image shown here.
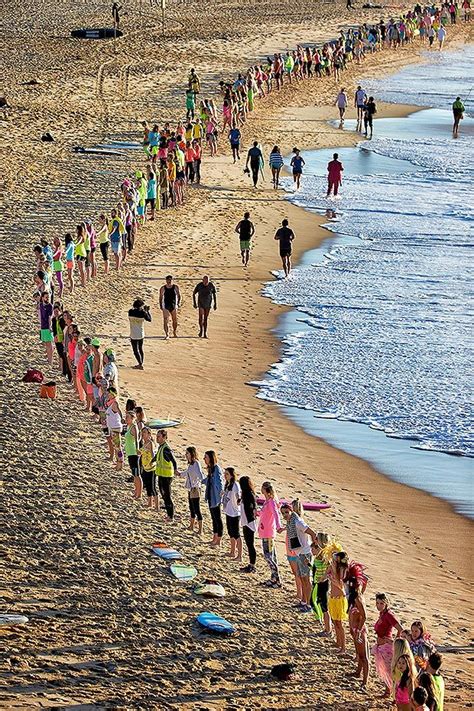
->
[28,4,464,704]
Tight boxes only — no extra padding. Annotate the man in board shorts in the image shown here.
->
[159,275,181,338]
[274,218,295,277]
[235,211,255,266]
[193,275,217,338]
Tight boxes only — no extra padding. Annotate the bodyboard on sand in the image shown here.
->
[256,497,331,512]
[151,543,182,561]
[170,563,198,581]
[0,614,29,626]
[71,28,124,39]
[147,418,182,429]
[193,581,225,598]
[197,612,234,634]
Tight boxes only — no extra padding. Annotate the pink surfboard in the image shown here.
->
[256,497,331,511]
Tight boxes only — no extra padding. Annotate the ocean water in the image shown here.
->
[255,47,474,517]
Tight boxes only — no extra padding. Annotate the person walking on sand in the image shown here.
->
[363,97,377,139]
[437,25,447,49]
[159,275,181,339]
[354,85,368,126]
[155,429,178,522]
[290,148,305,191]
[269,145,284,188]
[181,446,206,534]
[452,96,465,137]
[335,88,348,125]
[274,218,295,277]
[193,275,217,338]
[245,141,264,188]
[235,211,255,266]
[280,501,319,612]
[128,298,152,369]
[327,153,344,197]
[204,450,225,547]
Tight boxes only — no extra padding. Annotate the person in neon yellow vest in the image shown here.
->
[156,429,178,521]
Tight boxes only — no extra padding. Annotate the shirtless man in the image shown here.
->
[274,219,295,277]
[235,211,255,266]
[193,275,217,338]
[159,275,181,338]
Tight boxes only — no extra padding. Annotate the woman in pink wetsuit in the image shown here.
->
[327,152,344,196]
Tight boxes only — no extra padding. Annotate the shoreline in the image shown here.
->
[3,15,473,709]
[258,105,473,521]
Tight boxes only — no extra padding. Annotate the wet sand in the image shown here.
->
[1,4,473,709]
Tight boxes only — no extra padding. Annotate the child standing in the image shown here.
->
[138,427,158,510]
[310,533,331,635]
[222,467,242,561]
[181,446,205,535]
[257,482,283,588]
[328,551,349,652]
[395,654,417,711]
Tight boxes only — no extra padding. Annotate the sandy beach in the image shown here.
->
[1,2,473,708]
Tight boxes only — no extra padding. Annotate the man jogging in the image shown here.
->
[274,219,295,277]
[235,211,255,266]
[193,275,217,338]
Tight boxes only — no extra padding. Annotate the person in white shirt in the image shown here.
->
[181,446,206,534]
[281,502,319,613]
[335,88,348,123]
[222,467,242,561]
[438,26,447,50]
[354,85,368,123]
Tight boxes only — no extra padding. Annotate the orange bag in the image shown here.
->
[40,381,57,399]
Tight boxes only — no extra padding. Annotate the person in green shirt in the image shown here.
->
[186,89,195,120]
[452,96,465,138]
[426,652,445,711]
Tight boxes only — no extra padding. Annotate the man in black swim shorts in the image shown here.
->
[274,218,295,277]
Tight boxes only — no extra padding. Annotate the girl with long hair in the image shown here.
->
[204,450,224,547]
[328,551,349,652]
[373,593,404,697]
[257,481,283,588]
[239,475,257,573]
[222,467,242,560]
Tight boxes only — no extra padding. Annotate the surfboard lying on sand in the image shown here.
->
[193,581,226,598]
[147,418,182,429]
[196,612,234,634]
[0,614,29,626]
[256,497,331,512]
[151,542,182,561]
[170,563,198,581]
[72,146,129,157]
[71,28,124,39]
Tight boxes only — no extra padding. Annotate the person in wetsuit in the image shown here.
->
[159,275,181,338]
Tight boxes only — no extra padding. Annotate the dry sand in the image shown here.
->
[1,2,473,709]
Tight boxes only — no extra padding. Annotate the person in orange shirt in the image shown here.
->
[185,141,196,183]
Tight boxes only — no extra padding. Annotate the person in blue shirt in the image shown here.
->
[228,124,241,162]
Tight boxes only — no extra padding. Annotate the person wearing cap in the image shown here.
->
[159,276,181,339]
[103,349,118,390]
[280,502,318,613]
[128,298,152,368]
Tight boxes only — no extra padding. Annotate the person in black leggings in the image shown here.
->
[239,475,257,573]
[204,450,224,547]
[128,298,152,370]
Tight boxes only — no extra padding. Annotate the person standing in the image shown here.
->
[222,467,242,561]
[128,298,152,369]
[373,592,404,698]
[155,429,178,522]
[159,275,181,339]
[204,450,224,547]
[354,85,368,125]
[290,148,305,190]
[39,291,54,365]
[274,218,295,277]
[188,68,201,98]
[258,481,284,588]
[235,211,255,266]
[239,475,257,573]
[245,141,264,188]
[452,96,465,137]
[181,446,206,535]
[335,88,348,124]
[280,502,318,612]
[327,153,344,197]
[193,275,217,338]
[112,2,122,30]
